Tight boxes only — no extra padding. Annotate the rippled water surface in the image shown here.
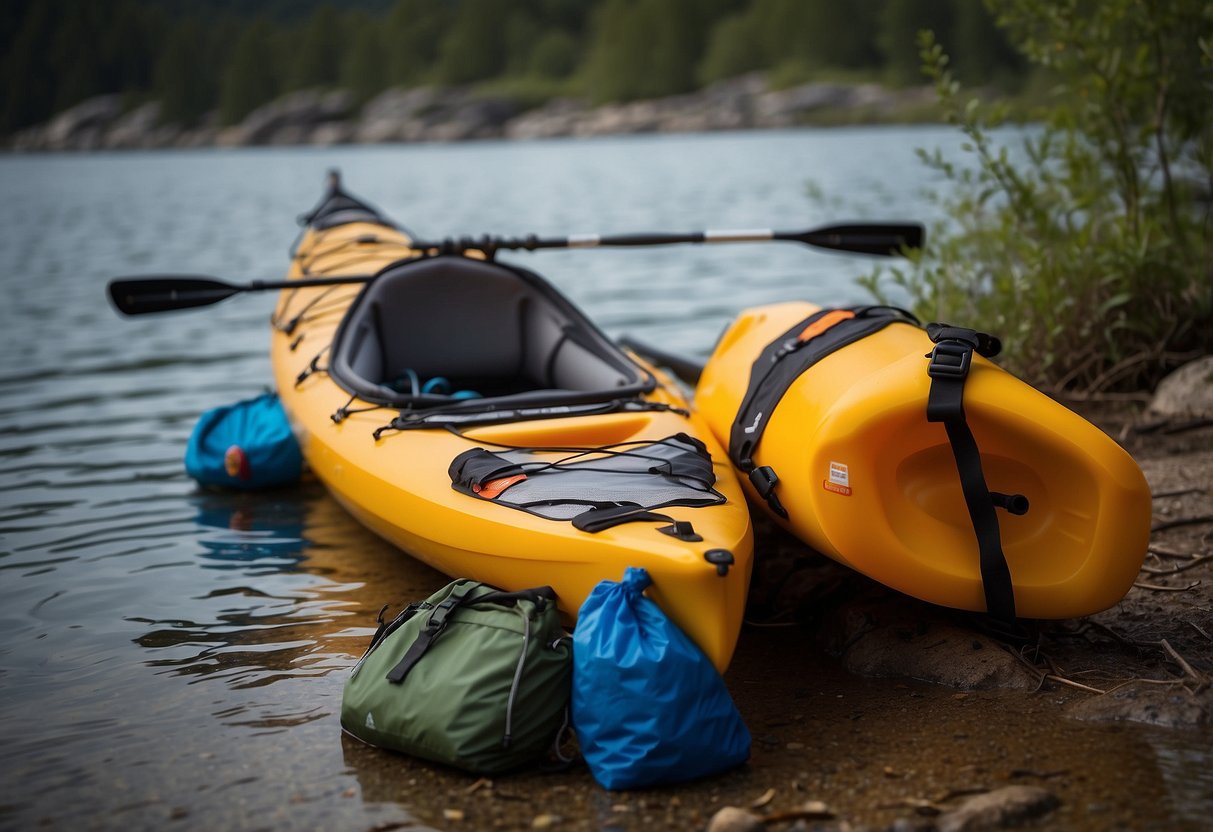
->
[2,130,1209,830]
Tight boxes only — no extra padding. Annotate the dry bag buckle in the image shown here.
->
[425,597,460,631]
[927,341,972,379]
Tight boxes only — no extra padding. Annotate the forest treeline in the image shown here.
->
[0,0,1024,135]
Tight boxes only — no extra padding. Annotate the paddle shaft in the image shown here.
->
[108,274,373,315]
[108,222,922,316]
[413,223,923,258]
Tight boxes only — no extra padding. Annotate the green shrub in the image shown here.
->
[861,0,1213,398]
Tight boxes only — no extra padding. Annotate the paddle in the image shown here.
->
[108,222,922,316]
[107,274,374,316]
[411,222,924,258]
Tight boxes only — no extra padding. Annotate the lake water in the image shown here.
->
[1,128,1209,831]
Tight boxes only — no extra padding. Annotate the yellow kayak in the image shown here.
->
[693,301,1151,621]
[270,176,753,671]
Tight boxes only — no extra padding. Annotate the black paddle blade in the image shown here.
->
[792,223,924,257]
[107,276,240,316]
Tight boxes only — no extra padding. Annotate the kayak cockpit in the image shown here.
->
[329,255,655,416]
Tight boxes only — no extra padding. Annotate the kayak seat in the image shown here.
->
[329,255,653,410]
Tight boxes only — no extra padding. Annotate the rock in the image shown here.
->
[935,786,1059,832]
[1149,356,1213,418]
[1065,684,1212,727]
[356,86,444,142]
[426,97,518,141]
[103,102,163,149]
[238,89,354,145]
[44,94,122,149]
[504,97,589,140]
[4,74,942,151]
[756,83,853,125]
[706,806,765,832]
[819,598,1038,690]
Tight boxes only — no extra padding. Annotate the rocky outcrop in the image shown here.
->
[1149,356,1213,419]
[5,76,936,152]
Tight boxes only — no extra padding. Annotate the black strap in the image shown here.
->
[386,581,477,684]
[474,585,557,609]
[925,324,1021,626]
[571,505,674,534]
[729,306,918,518]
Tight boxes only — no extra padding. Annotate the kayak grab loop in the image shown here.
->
[925,323,1025,628]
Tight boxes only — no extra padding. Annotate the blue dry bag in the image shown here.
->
[571,567,751,789]
[184,392,302,490]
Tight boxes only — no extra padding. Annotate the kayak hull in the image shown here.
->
[695,301,1151,619]
[272,217,753,671]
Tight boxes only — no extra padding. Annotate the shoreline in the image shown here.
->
[4,75,941,154]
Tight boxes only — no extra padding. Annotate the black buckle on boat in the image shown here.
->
[748,465,788,519]
[749,465,779,498]
[926,341,972,379]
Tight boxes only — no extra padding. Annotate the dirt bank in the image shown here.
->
[341,406,1212,831]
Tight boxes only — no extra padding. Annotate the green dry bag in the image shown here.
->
[341,579,572,775]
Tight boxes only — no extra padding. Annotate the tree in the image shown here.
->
[341,12,386,104]
[382,0,451,86]
[435,0,510,84]
[155,18,218,125]
[291,4,343,89]
[218,20,282,124]
[880,0,952,86]
[949,0,1020,86]
[0,0,60,131]
[582,0,729,102]
[528,29,579,79]
[862,0,1213,396]
[698,11,767,84]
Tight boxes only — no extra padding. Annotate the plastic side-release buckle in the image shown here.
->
[749,465,778,497]
[748,465,788,519]
[926,341,972,379]
[425,596,460,631]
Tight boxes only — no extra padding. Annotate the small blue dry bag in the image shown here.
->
[571,567,751,789]
[184,392,302,490]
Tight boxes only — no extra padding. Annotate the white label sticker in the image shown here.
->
[828,461,849,487]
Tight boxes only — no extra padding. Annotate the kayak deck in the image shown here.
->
[272,215,753,671]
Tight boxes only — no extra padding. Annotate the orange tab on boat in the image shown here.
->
[474,474,528,499]
[797,309,855,342]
